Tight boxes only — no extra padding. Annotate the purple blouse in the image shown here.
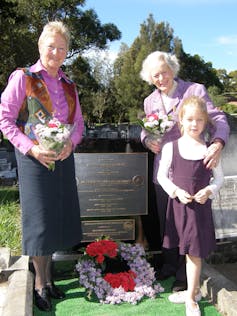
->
[0,59,84,155]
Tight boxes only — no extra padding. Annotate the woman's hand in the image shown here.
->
[28,145,57,169]
[203,141,223,169]
[193,188,212,204]
[57,139,73,161]
[145,137,161,154]
[175,188,193,204]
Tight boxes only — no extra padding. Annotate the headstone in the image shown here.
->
[212,114,237,238]
[74,152,148,242]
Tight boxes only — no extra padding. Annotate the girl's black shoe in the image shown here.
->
[34,288,52,312]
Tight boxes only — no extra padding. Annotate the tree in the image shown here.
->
[91,92,108,124]
[208,86,228,108]
[216,69,233,92]
[65,55,99,124]
[112,14,183,122]
[0,0,29,91]
[228,71,237,92]
[0,0,121,92]
[109,14,225,124]
[178,52,223,90]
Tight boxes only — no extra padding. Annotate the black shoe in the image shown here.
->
[34,288,52,312]
[171,280,187,292]
[46,283,65,299]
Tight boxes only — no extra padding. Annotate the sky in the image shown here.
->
[84,0,237,72]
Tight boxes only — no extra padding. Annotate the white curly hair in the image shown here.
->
[140,51,180,85]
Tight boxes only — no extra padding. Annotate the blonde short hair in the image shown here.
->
[178,96,210,134]
[140,51,180,85]
[38,21,70,50]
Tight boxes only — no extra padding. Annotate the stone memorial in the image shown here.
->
[0,148,17,185]
[212,115,237,238]
[74,151,148,242]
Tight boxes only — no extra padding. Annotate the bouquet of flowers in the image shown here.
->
[76,237,164,304]
[34,118,74,171]
[138,112,174,141]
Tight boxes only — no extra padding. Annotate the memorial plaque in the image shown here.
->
[74,153,148,217]
[81,219,135,242]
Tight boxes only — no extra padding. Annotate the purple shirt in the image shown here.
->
[0,60,84,155]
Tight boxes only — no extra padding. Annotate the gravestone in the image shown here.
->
[212,114,237,239]
[74,152,148,242]
[0,149,17,185]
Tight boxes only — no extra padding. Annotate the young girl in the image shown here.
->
[157,96,224,316]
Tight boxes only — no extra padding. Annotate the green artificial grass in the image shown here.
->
[34,277,221,316]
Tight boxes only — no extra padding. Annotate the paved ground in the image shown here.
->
[211,262,237,285]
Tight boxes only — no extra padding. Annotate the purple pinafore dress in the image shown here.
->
[163,140,216,258]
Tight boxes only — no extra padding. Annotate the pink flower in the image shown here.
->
[47,123,58,128]
[147,113,159,121]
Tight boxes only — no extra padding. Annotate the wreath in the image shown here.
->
[76,238,164,304]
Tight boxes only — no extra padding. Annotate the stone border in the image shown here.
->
[0,249,34,316]
[201,262,237,316]
[2,270,34,316]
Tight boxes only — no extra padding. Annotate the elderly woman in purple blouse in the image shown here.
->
[0,21,84,312]
[140,51,229,294]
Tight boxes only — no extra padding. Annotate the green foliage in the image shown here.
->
[228,71,237,92]
[220,103,237,114]
[207,86,237,114]
[178,52,223,90]
[128,107,141,123]
[0,0,30,90]
[1,3,236,125]
[208,86,228,108]
[0,0,121,92]
[112,14,183,123]
[0,187,21,255]
[65,55,99,122]
[216,69,233,92]
[0,186,19,202]
[108,14,225,124]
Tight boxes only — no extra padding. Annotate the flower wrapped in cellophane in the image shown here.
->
[138,112,174,141]
[34,118,74,171]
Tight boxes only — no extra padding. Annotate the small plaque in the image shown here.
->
[74,153,148,217]
[81,219,135,242]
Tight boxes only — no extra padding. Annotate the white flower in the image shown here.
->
[34,118,74,171]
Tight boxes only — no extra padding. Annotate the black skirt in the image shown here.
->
[15,149,82,256]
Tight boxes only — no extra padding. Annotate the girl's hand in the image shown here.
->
[28,145,57,169]
[175,188,193,204]
[193,188,212,204]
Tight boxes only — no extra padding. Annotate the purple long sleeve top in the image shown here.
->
[0,59,84,155]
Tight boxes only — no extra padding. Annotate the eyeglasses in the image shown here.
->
[46,45,67,53]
